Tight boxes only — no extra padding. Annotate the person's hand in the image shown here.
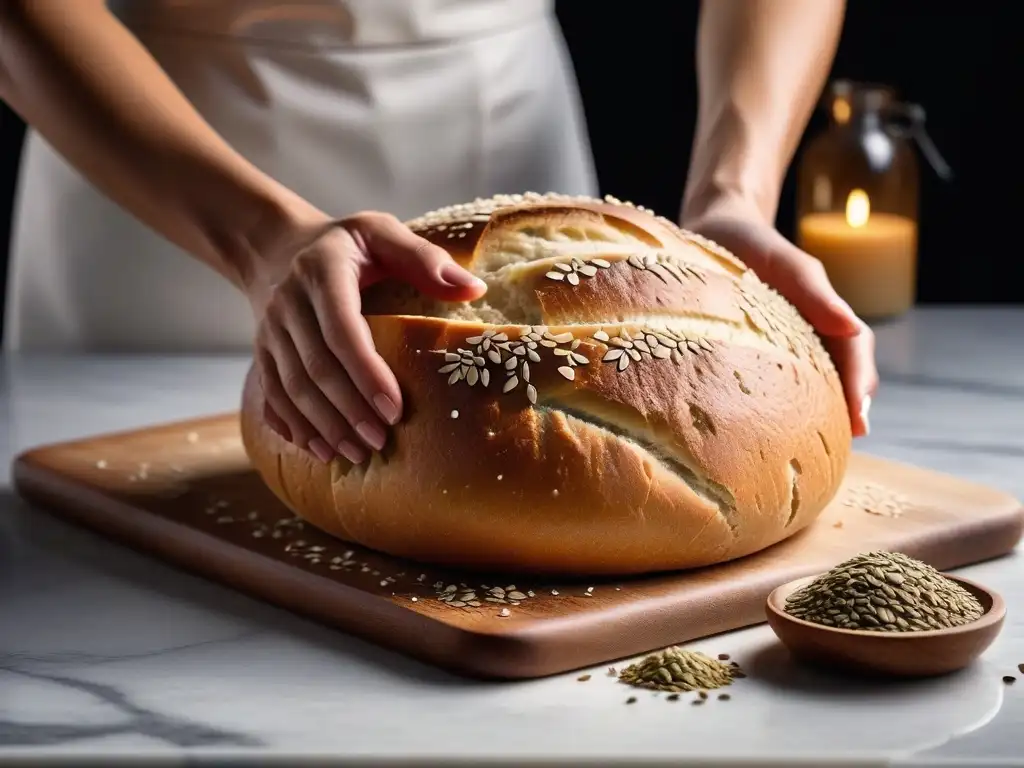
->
[244,211,487,464]
[683,195,877,437]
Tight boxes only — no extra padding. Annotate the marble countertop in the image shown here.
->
[2,307,1023,767]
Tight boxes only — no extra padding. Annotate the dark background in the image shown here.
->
[1,2,1019,342]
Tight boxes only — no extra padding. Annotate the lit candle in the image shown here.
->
[797,190,918,319]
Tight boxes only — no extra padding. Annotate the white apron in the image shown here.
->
[3,0,597,352]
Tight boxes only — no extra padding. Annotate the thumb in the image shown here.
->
[345,212,487,301]
[766,235,862,339]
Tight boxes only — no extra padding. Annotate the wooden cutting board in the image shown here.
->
[12,414,1024,680]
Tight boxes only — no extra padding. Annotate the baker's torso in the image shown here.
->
[4,0,597,351]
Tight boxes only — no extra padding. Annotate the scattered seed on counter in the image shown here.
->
[1003,676,1016,685]
[625,697,637,705]
[666,694,680,701]
[577,674,591,682]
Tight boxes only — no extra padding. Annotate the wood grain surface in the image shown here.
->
[11,414,1024,679]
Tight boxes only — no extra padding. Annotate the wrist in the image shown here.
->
[680,183,773,232]
[681,107,786,228]
[681,158,781,230]
[207,182,330,294]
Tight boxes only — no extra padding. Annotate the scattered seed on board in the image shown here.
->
[625,697,637,705]
[666,694,680,701]
[1003,676,1016,685]
[1019,663,1024,674]
[718,694,731,701]
[577,674,591,682]
[718,654,730,661]
[607,667,617,677]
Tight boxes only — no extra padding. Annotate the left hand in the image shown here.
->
[684,195,877,438]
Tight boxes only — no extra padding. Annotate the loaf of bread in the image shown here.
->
[241,193,852,575]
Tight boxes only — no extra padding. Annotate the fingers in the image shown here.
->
[824,319,879,438]
[256,346,321,457]
[344,211,487,301]
[263,401,291,442]
[257,291,371,465]
[754,232,878,436]
[281,285,388,458]
[762,234,861,339]
[297,241,407,432]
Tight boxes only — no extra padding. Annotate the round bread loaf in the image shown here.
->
[241,193,852,576]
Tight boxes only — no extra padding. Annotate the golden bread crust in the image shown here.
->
[241,192,851,575]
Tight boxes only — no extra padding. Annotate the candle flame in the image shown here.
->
[832,98,851,125]
[846,189,870,228]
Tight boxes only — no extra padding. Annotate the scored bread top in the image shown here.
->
[243,192,852,575]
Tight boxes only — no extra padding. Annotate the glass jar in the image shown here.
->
[795,80,948,321]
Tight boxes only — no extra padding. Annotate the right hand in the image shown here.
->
[245,211,487,464]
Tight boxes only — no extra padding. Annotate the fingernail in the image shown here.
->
[338,440,367,464]
[859,395,872,435]
[308,437,335,463]
[355,420,387,452]
[439,263,487,291]
[373,393,401,425]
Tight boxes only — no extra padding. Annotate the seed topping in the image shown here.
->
[434,327,589,403]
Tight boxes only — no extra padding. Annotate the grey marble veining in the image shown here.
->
[1,307,1023,766]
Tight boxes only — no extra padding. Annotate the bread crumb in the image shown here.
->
[450,410,459,419]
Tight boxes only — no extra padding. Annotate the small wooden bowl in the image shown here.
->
[765,573,1005,678]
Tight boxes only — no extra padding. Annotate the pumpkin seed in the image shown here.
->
[784,551,984,632]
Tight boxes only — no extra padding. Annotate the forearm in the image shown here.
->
[0,0,320,289]
[681,0,845,226]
